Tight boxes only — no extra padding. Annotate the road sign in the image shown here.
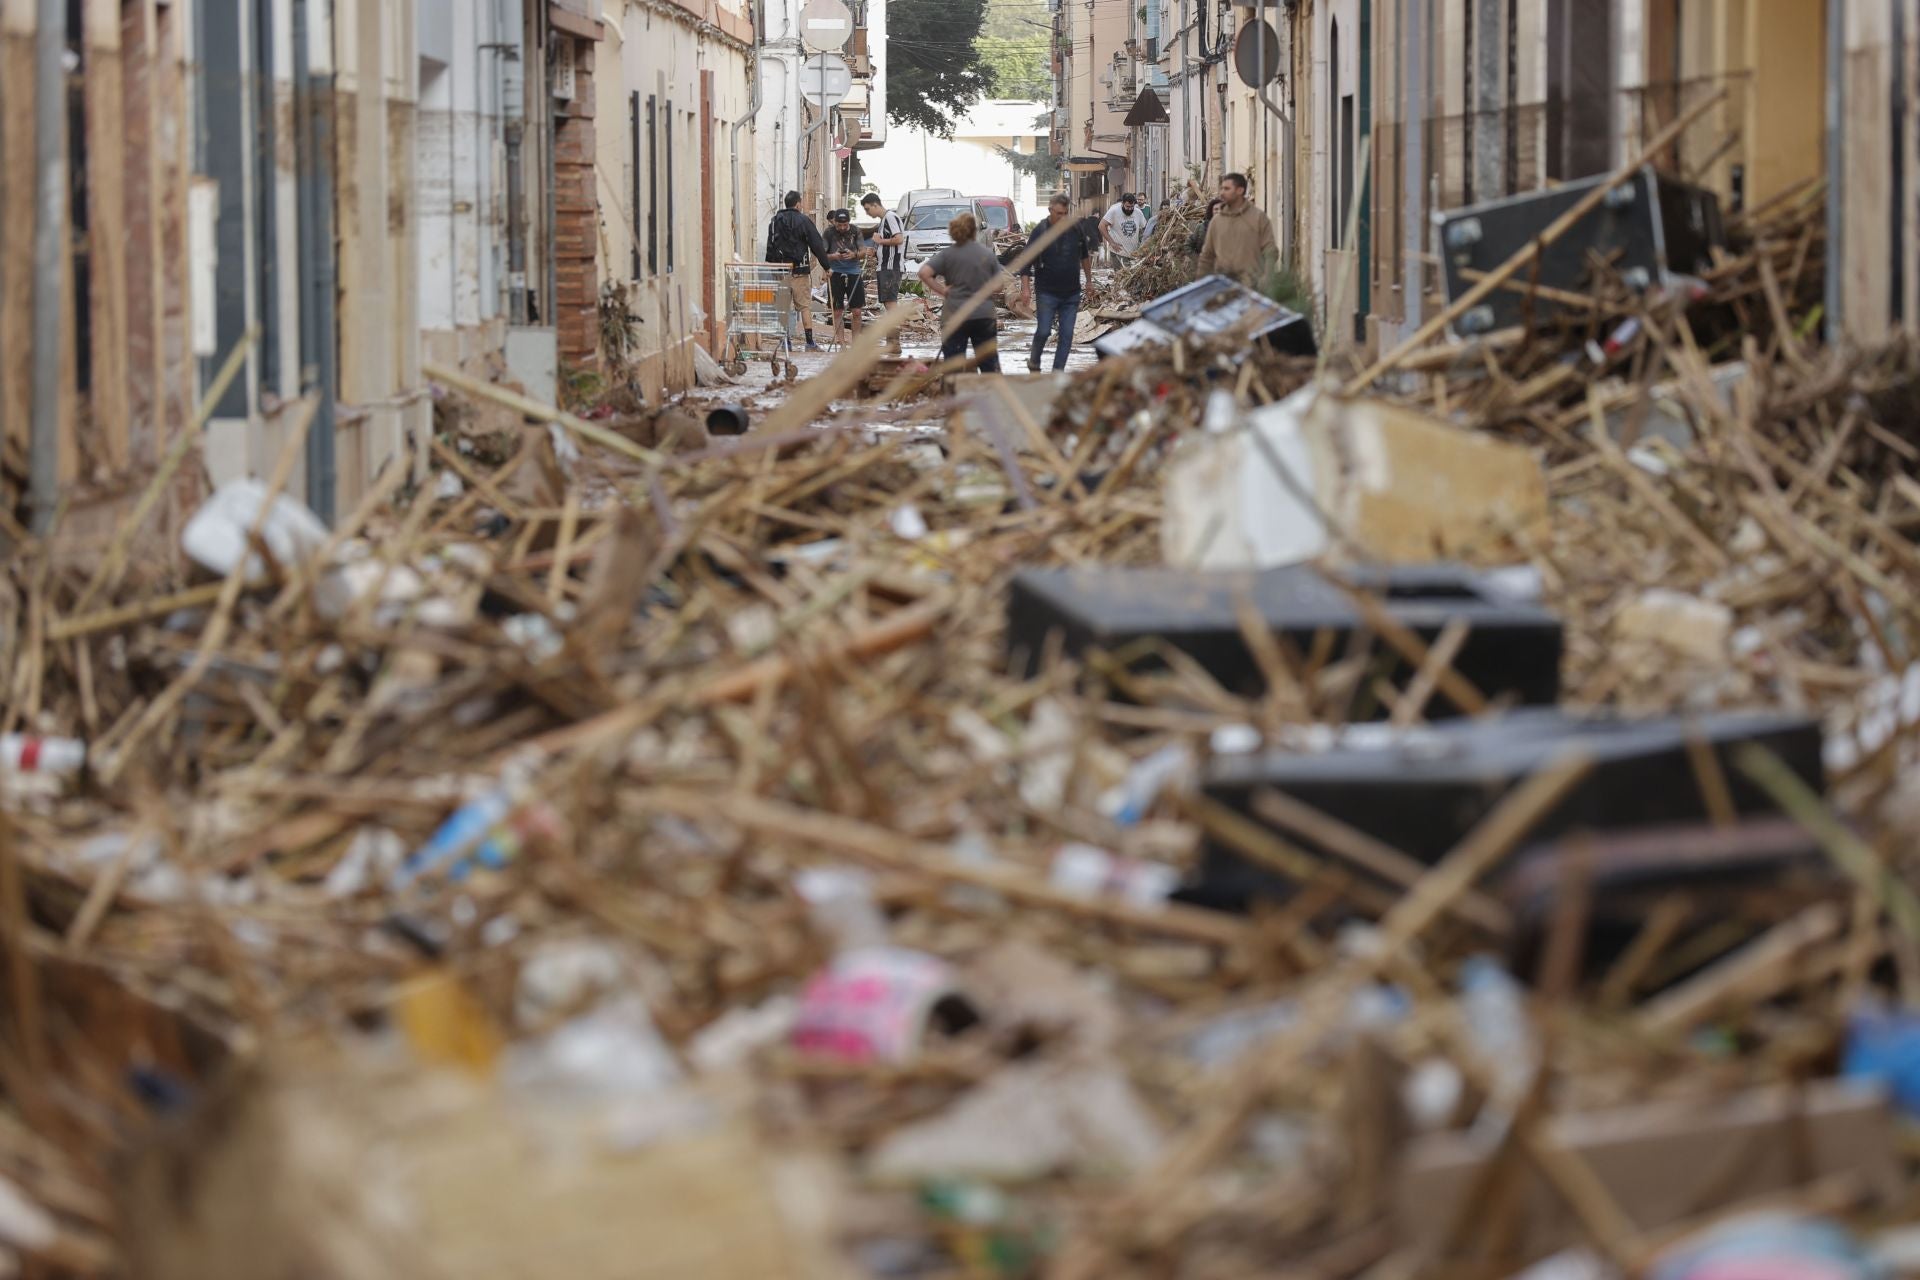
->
[800,0,853,53]
[1233,21,1282,90]
[799,54,853,109]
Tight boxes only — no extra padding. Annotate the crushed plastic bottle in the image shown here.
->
[1049,844,1179,909]
[1458,954,1537,1104]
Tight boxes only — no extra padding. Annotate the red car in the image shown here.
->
[972,196,1020,238]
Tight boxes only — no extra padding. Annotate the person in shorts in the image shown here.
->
[764,190,831,350]
[862,192,907,352]
[824,207,868,343]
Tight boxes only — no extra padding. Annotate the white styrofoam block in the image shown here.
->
[181,479,331,586]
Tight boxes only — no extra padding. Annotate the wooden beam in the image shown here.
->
[85,0,132,473]
[0,0,36,468]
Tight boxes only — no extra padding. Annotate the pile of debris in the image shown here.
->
[2,165,1918,1280]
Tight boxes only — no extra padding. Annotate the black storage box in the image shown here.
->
[1182,709,1825,913]
[1094,273,1318,359]
[1436,166,1724,336]
[1005,563,1562,714]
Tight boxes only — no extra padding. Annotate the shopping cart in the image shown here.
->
[724,263,799,382]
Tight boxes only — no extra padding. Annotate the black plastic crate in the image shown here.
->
[1436,166,1724,336]
[1094,273,1317,359]
[1183,709,1825,913]
[1005,563,1562,714]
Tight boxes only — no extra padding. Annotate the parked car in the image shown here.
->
[972,196,1019,237]
[902,199,983,261]
[894,187,964,214]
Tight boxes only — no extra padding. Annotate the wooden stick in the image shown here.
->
[1635,902,1844,1038]
[424,361,665,468]
[72,328,258,612]
[48,580,228,641]
[639,787,1254,948]
[99,397,319,785]
[1739,745,1920,943]
[692,595,949,705]
[1346,90,1727,392]
[1248,787,1512,935]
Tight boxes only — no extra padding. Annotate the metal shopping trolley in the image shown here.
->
[724,263,799,383]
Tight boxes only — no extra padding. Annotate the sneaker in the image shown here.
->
[805,341,824,352]
[1026,360,1042,373]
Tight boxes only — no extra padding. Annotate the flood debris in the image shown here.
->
[3,150,1920,1280]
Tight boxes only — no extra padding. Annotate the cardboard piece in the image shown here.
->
[1396,1080,1902,1266]
[1164,391,1550,571]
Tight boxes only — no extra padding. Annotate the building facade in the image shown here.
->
[1052,0,1862,354]
[755,0,884,235]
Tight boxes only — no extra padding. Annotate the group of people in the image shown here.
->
[760,172,1275,374]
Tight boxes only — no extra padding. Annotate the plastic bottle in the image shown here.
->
[1458,954,1536,1103]
[0,735,86,777]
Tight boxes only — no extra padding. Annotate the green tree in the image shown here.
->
[887,0,994,136]
[975,0,1051,100]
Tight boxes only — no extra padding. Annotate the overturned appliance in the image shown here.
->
[1005,562,1562,713]
[1436,166,1724,337]
[1094,274,1318,360]
[1181,709,1824,915]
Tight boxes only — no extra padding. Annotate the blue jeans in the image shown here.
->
[1030,291,1081,370]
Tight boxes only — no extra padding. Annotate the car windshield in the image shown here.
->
[980,205,1011,230]
[909,204,970,231]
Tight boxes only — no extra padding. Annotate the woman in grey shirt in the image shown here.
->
[918,213,1008,373]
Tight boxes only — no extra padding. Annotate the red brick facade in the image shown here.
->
[554,36,600,369]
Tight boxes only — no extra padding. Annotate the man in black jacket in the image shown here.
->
[1017,195,1096,372]
[765,190,831,351]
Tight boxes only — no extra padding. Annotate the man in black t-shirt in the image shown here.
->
[1017,195,1096,372]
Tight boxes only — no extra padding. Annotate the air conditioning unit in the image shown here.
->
[551,40,576,101]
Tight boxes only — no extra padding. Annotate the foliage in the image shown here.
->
[975,0,1052,101]
[887,0,993,136]
[996,145,1062,188]
[1255,261,1314,319]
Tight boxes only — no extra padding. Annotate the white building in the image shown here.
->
[756,0,885,234]
[860,99,1051,228]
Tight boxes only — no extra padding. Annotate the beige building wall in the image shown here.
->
[596,0,757,398]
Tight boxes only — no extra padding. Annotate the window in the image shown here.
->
[909,203,970,229]
[629,92,643,278]
[981,205,1011,231]
[1329,18,1341,247]
[665,99,676,272]
[646,95,659,275]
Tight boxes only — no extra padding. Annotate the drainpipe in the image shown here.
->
[730,0,764,260]
[292,0,339,522]
[28,0,67,537]
[1825,0,1844,341]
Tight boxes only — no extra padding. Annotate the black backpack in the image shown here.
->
[767,211,805,266]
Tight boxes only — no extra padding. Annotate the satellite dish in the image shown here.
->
[1233,22,1282,90]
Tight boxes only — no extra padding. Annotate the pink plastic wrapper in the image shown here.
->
[791,946,964,1065]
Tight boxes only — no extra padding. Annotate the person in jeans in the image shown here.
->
[764,190,831,351]
[862,192,907,352]
[824,207,868,344]
[1018,194,1095,372]
[918,212,1008,373]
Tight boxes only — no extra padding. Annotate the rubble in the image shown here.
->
[4,155,1920,1280]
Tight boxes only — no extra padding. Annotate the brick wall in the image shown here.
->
[554,37,600,369]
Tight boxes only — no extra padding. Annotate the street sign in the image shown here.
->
[799,54,853,109]
[800,0,853,53]
[1233,21,1282,90]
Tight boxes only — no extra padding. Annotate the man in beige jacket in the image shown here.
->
[1196,173,1277,285]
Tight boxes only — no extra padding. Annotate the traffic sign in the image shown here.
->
[799,54,853,109]
[1233,21,1282,90]
[800,0,853,53]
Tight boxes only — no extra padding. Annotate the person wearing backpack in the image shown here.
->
[766,190,831,351]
